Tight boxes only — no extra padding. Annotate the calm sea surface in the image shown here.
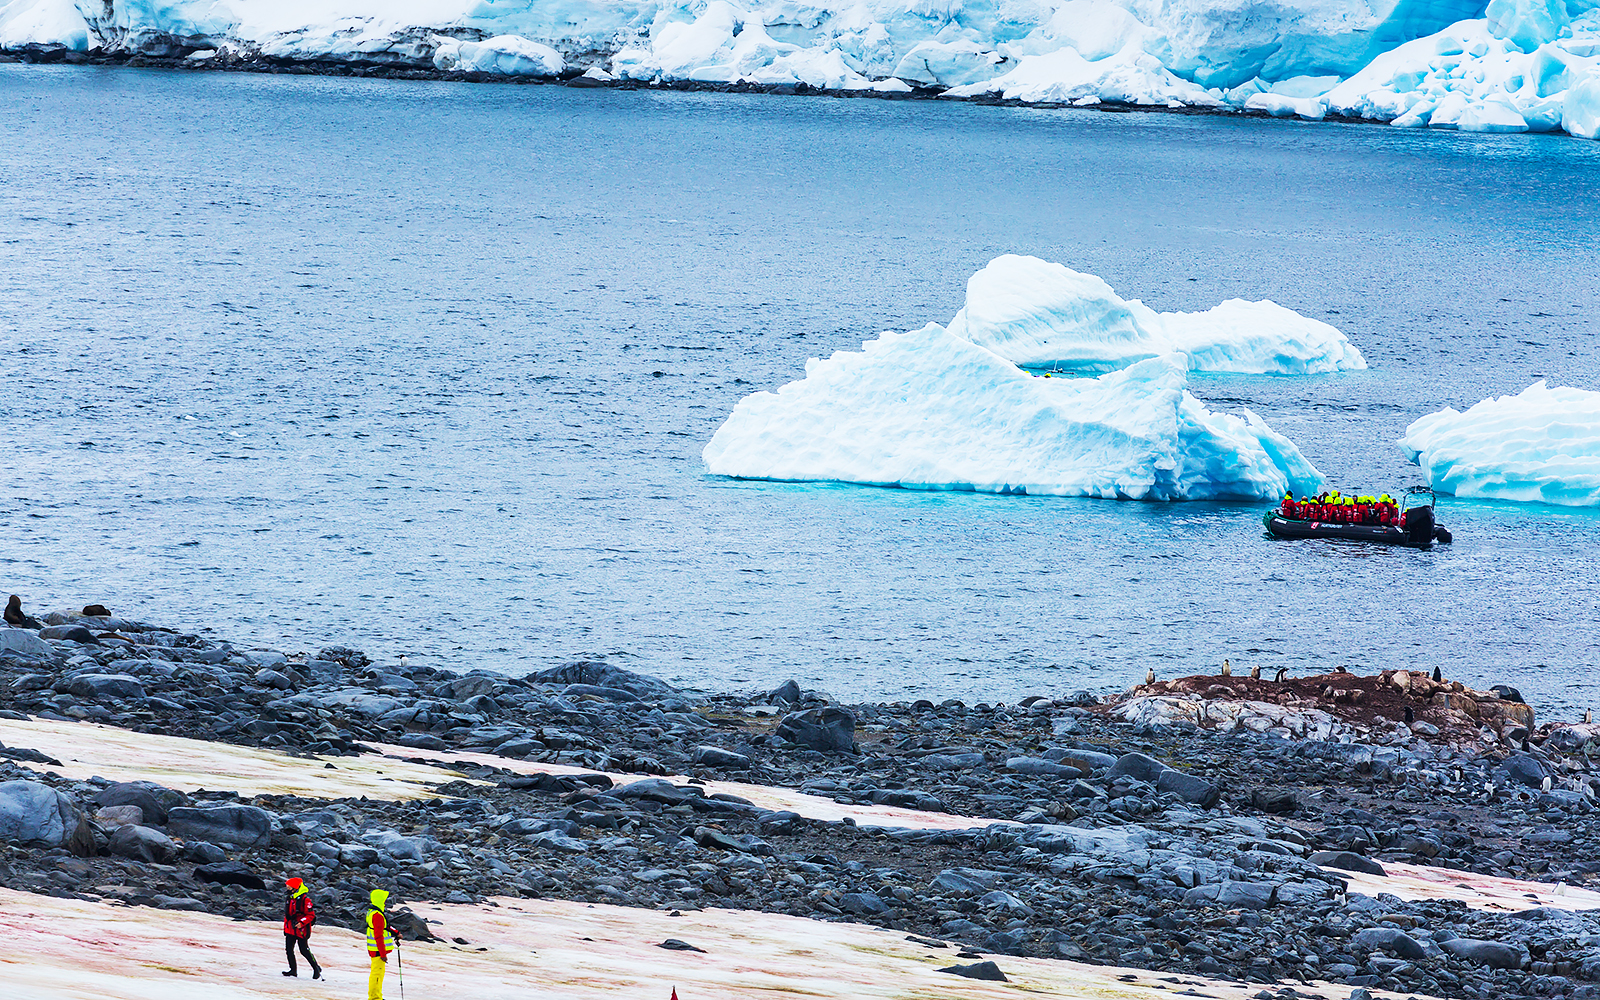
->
[3,65,1598,715]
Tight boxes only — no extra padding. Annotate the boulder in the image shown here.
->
[0,627,58,662]
[1353,926,1426,960]
[1105,751,1167,783]
[93,781,183,826]
[615,778,699,806]
[1156,769,1221,808]
[40,625,97,644]
[194,861,267,890]
[165,804,274,849]
[767,680,802,704]
[532,661,681,701]
[1440,937,1523,969]
[66,673,146,701]
[1043,748,1118,771]
[95,804,145,827]
[108,824,177,863]
[923,752,985,770]
[937,961,1008,982]
[775,706,856,753]
[1183,880,1275,909]
[692,745,751,768]
[838,891,891,915]
[0,780,93,854]
[1309,850,1386,877]
[1494,751,1547,789]
[561,684,640,703]
[1005,757,1082,778]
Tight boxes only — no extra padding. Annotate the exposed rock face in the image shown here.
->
[165,805,274,849]
[0,779,93,855]
[775,706,856,752]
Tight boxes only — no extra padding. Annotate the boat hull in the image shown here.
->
[1263,513,1447,548]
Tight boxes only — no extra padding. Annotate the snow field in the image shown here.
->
[1402,381,1600,506]
[5,0,1600,140]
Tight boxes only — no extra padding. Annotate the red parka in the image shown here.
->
[285,891,315,939]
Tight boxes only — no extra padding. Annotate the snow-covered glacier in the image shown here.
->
[946,255,1365,374]
[1402,381,1600,506]
[4,0,1598,140]
[703,323,1325,500]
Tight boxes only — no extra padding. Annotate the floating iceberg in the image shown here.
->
[1402,381,1600,506]
[703,323,1324,501]
[945,255,1365,375]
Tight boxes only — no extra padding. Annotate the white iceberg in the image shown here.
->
[1402,381,1600,506]
[944,254,1366,375]
[703,323,1325,501]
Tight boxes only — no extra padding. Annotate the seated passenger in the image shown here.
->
[1280,492,1296,517]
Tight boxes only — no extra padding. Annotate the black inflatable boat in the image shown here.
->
[1264,486,1453,548]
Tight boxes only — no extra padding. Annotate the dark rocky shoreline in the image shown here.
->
[0,44,1378,127]
[4,607,1600,999]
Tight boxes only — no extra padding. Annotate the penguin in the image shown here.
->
[1250,664,1261,680]
[1542,775,1553,792]
[4,595,42,630]
[1145,667,1155,686]
[1274,667,1289,683]
[1404,706,1415,724]
[1432,665,1443,683]
[1221,659,1231,677]
[1587,709,1593,725]
[1334,664,1349,675]
[399,654,410,670]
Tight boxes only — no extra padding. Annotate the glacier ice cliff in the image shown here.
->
[1402,381,1600,506]
[945,255,1365,375]
[703,324,1326,500]
[3,0,1598,140]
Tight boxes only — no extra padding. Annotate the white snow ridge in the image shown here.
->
[946,254,1365,375]
[703,322,1326,501]
[1403,381,1600,506]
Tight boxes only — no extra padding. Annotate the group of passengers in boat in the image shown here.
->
[1278,490,1402,526]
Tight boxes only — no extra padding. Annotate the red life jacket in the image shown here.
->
[284,893,316,938]
[1280,498,1295,517]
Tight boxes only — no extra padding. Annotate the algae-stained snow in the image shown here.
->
[1402,381,1600,506]
[0,886,1436,1000]
[0,717,484,800]
[703,324,1324,501]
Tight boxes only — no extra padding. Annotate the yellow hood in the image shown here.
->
[370,889,388,911]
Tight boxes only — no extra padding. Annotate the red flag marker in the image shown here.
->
[671,990,679,1000]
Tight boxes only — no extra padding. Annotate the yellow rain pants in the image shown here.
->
[368,954,386,1000]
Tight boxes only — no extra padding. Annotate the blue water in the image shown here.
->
[3,65,1599,716]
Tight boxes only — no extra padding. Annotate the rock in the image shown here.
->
[0,627,58,662]
[1105,751,1167,783]
[1309,851,1386,877]
[693,826,770,854]
[367,830,435,861]
[1155,769,1220,808]
[1494,751,1547,789]
[0,780,93,854]
[254,669,293,690]
[775,706,856,752]
[931,870,995,895]
[1439,937,1523,969]
[1044,748,1118,771]
[1352,927,1425,960]
[531,661,681,701]
[527,830,587,853]
[1183,880,1276,909]
[616,778,698,806]
[923,752,985,770]
[183,841,227,864]
[194,861,268,890]
[937,960,1008,981]
[165,804,274,849]
[658,939,706,952]
[1005,757,1082,778]
[561,684,639,703]
[95,804,145,826]
[838,891,891,915]
[93,781,181,825]
[81,604,112,617]
[153,895,208,911]
[108,824,177,863]
[1250,788,1299,813]
[66,673,146,701]
[340,843,383,867]
[767,680,802,704]
[692,745,751,768]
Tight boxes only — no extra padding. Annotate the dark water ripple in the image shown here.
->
[2,65,1598,715]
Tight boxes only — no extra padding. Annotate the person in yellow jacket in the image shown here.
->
[365,889,400,1000]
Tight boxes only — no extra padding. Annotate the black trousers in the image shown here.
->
[286,935,320,975]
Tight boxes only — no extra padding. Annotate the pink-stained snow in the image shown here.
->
[1328,859,1600,912]
[0,886,1436,1000]
[0,717,487,801]
[369,739,1008,831]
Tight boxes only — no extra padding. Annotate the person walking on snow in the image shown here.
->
[366,888,400,1000]
[283,877,322,979]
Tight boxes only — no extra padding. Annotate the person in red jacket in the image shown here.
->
[283,877,322,979]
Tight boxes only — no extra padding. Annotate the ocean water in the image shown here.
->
[3,65,1599,715]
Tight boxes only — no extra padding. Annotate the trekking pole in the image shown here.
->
[393,942,404,1000]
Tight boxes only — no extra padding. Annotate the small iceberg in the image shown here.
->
[1402,381,1600,506]
[945,255,1366,375]
[704,323,1324,501]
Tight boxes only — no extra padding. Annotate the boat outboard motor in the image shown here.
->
[1406,503,1435,545]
